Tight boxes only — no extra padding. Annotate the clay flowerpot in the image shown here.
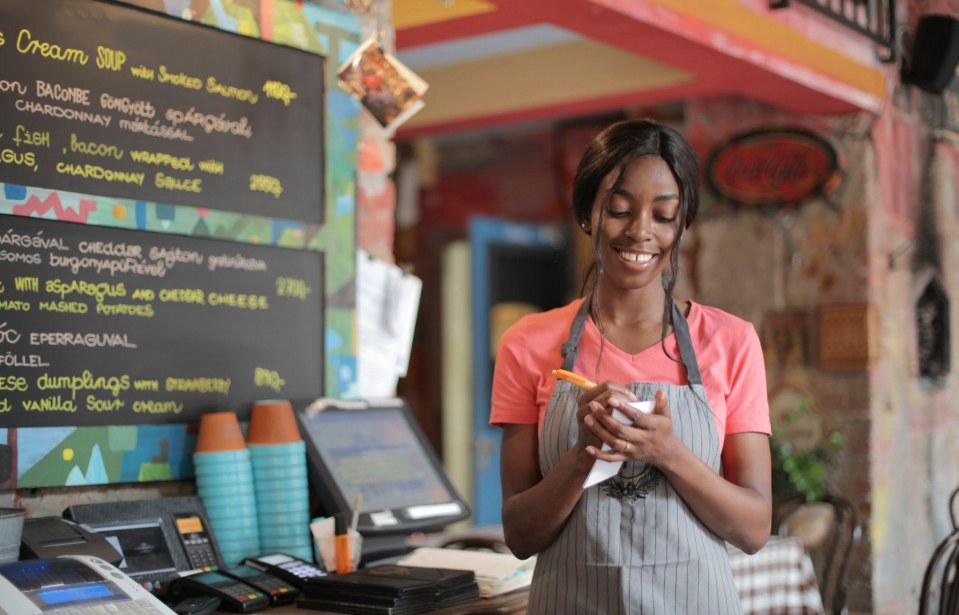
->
[247,400,301,445]
[195,412,246,453]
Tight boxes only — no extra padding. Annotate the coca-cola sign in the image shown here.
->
[706,129,839,206]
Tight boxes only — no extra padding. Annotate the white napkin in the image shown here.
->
[583,400,654,488]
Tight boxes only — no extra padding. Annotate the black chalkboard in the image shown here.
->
[0,214,324,427]
[0,0,325,224]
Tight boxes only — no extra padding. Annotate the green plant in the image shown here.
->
[770,397,844,502]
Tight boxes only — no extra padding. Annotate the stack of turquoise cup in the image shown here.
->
[247,400,312,561]
[192,412,261,565]
[249,440,312,559]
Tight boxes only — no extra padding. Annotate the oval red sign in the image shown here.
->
[706,129,839,206]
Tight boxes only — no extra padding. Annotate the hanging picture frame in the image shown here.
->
[338,38,428,135]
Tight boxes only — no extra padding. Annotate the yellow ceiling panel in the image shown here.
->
[636,0,885,98]
[393,0,498,31]
[403,39,692,129]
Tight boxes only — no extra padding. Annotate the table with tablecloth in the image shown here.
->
[727,535,825,615]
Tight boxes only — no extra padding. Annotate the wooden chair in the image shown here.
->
[773,494,862,615]
[918,527,959,615]
[919,486,959,614]
[950,485,959,530]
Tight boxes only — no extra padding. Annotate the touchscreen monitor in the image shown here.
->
[295,399,469,539]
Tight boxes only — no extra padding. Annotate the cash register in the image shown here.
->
[0,555,177,615]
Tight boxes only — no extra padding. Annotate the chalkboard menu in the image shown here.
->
[0,215,324,427]
[0,0,325,224]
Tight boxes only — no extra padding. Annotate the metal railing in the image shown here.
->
[771,0,897,61]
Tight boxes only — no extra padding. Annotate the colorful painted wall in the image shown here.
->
[684,96,878,611]
[867,103,959,615]
[0,0,362,490]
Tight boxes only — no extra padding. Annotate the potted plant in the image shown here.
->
[768,387,844,502]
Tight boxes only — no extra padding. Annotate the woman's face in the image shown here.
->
[590,155,681,293]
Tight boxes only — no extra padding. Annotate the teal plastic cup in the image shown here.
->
[204,513,259,534]
[252,464,307,480]
[194,449,250,465]
[203,499,258,520]
[249,440,305,456]
[253,474,307,491]
[255,495,307,516]
[198,480,256,499]
[257,523,310,544]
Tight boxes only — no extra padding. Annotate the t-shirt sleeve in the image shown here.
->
[490,321,539,426]
[724,323,771,436]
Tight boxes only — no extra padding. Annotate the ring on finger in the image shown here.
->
[622,442,630,454]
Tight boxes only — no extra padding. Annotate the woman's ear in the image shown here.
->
[580,221,591,235]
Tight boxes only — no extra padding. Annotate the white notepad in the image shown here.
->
[583,400,654,488]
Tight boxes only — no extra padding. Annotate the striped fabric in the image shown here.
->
[727,536,825,615]
[529,379,743,614]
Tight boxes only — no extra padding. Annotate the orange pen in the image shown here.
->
[554,369,654,415]
[553,369,597,390]
[334,514,352,574]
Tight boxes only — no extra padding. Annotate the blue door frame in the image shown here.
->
[469,216,568,526]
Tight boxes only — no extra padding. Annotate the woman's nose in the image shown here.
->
[625,210,652,240]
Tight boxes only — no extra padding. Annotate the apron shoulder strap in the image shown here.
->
[561,299,592,371]
[671,301,703,386]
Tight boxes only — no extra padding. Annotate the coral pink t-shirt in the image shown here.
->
[490,299,770,449]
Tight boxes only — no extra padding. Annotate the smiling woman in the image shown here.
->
[491,119,772,614]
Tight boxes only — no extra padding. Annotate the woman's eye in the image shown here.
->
[655,214,677,223]
[605,208,629,218]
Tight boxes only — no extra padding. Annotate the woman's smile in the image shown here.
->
[614,248,657,266]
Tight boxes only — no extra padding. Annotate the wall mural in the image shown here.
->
[0,0,361,488]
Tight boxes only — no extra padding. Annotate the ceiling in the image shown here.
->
[392,0,889,138]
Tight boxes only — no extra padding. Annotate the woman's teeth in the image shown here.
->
[618,251,654,264]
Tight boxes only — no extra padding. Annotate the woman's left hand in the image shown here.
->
[584,388,679,468]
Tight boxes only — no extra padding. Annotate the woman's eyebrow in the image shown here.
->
[610,189,679,202]
[653,193,680,202]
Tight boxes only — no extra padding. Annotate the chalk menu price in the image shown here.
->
[0,215,324,427]
[0,0,325,224]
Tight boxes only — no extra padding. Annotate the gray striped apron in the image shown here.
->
[527,300,742,614]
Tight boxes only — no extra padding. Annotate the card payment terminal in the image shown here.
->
[242,553,326,588]
[221,565,298,605]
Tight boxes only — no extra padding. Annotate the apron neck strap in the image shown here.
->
[560,298,702,385]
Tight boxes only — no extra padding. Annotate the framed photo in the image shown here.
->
[818,304,877,370]
[338,38,428,134]
[762,310,810,369]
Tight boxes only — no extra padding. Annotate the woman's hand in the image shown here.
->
[584,388,679,467]
[575,381,638,452]
[584,386,773,552]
